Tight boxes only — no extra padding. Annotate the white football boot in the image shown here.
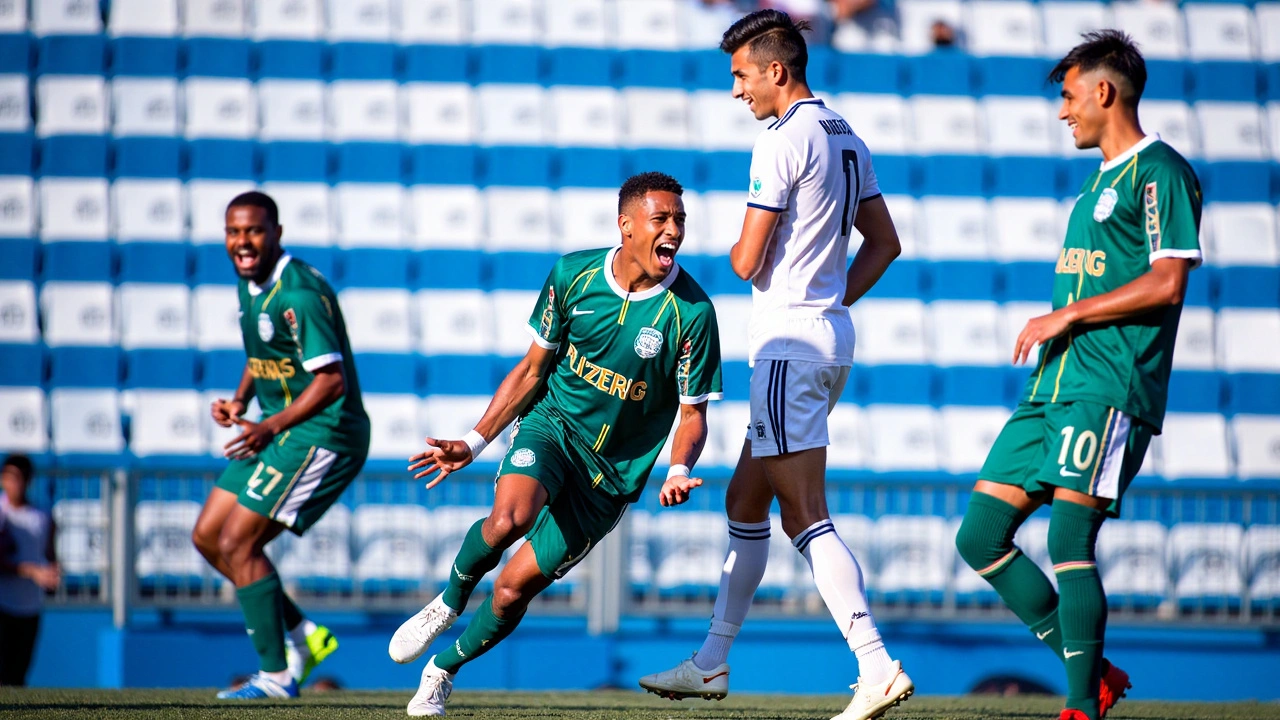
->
[390,593,459,664]
[407,658,454,717]
[831,660,915,720]
[638,654,730,700]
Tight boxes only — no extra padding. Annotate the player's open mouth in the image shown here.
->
[655,242,678,269]
[1068,120,1078,136]
[233,248,258,273]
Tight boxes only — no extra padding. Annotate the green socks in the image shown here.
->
[956,493,1063,657]
[433,595,525,674]
[442,519,506,612]
[235,572,288,673]
[1049,500,1108,720]
[282,591,304,631]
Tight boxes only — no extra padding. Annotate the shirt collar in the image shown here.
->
[247,253,292,297]
[603,246,680,302]
[1100,134,1160,172]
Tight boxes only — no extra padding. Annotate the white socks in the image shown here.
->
[793,518,895,686]
[262,669,294,686]
[288,618,316,653]
[694,519,770,671]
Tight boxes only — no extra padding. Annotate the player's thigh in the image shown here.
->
[236,440,364,536]
[490,541,555,613]
[525,481,628,581]
[978,402,1055,503]
[725,438,773,523]
[193,485,241,545]
[749,360,846,458]
[761,446,831,537]
[1038,402,1151,517]
[495,415,575,509]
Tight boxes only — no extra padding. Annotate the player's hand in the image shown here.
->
[20,562,60,591]
[1013,309,1074,365]
[223,418,276,459]
[211,398,247,428]
[409,437,474,490]
[659,474,703,507]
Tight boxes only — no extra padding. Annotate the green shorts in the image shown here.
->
[499,412,629,580]
[215,437,366,535]
[980,401,1154,517]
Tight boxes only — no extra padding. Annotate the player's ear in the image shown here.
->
[770,60,785,85]
[1095,78,1114,108]
[618,212,631,238]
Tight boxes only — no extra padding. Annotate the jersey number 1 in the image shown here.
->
[840,149,860,237]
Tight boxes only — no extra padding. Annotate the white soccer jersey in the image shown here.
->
[746,98,881,366]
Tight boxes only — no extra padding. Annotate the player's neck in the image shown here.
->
[1097,114,1147,163]
[612,248,658,294]
[252,249,286,286]
[772,84,815,119]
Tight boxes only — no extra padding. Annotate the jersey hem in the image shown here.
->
[679,392,723,405]
[524,323,559,350]
[301,352,343,372]
[1022,394,1162,433]
[1149,248,1203,268]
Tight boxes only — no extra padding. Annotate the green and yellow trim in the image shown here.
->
[978,548,1021,578]
[566,266,601,300]
[592,424,611,452]
[1088,407,1118,495]
[1053,561,1097,576]
[269,445,317,517]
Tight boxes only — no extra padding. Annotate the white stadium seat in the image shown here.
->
[354,505,431,585]
[191,285,242,350]
[40,282,114,346]
[364,393,422,460]
[259,182,333,246]
[1111,2,1186,59]
[1160,413,1233,479]
[1205,203,1279,266]
[409,185,484,249]
[32,0,101,35]
[335,183,406,248]
[1097,520,1169,600]
[202,391,261,455]
[39,178,109,241]
[36,76,107,137]
[415,290,493,355]
[692,90,770,151]
[989,198,1060,262]
[426,506,496,589]
[183,0,248,37]
[51,388,123,454]
[1196,102,1268,160]
[545,0,609,48]
[865,405,940,471]
[919,197,990,259]
[832,514,876,577]
[420,396,511,460]
[880,195,918,257]
[898,0,965,55]
[402,83,476,144]
[999,301,1052,353]
[1269,103,1280,161]
[112,179,183,241]
[982,97,1055,156]
[0,388,47,454]
[258,80,326,141]
[183,78,256,139]
[1040,2,1112,57]
[397,0,466,43]
[490,290,541,356]
[1232,416,1280,480]
[929,301,1002,366]
[1139,100,1199,159]
[0,75,29,132]
[135,501,207,586]
[53,500,106,578]
[1014,517,1055,587]
[253,0,323,39]
[187,181,256,243]
[710,295,753,362]
[471,0,538,44]
[275,505,351,581]
[1169,523,1244,601]
[708,400,749,470]
[875,515,951,594]
[108,0,178,36]
[548,87,621,147]
[556,188,619,253]
[615,0,681,50]
[827,403,868,470]
[852,299,927,364]
[910,96,981,154]
[0,0,21,32]
[0,281,38,343]
[703,191,746,256]
[477,84,547,145]
[0,176,35,238]
[676,190,709,255]
[938,406,1008,473]
[111,78,179,137]
[680,0,741,49]
[1260,3,1280,62]
[328,81,399,141]
[129,390,205,456]
[484,187,553,251]
[1218,309,1280,372]
[1171,307,1217,370]
[1246,525,1280,601]
[326,0,392,40]
[965,1,1042,57]
[652,510,725,591]
[338,288,414,353]
[621,89,691,149]
[1183,4,1256,61]
[117,284,191,349]
[836,94,909,155]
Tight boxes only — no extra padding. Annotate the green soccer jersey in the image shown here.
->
[1022,136,1203,431]
[524,247,724,501]
[238,254,370,455]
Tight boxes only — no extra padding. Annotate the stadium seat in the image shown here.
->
[917,155,985,197]
[919,197,990,258]
[709,294,753,362]
[621,88,692,148]
[426,505,497,592]
[257,81,326,141]
[364,391,423,460]
[981,97,1054,156]
[191,285,242,350]
[484,187,554,252]
[1233,415,1280,480]
[116,283,191,349]
[187,139,256,180]
[1197,102,1267,160]
[476,84,546,146]
[1218,309,1280,372]
[615,0,680,50]
[110,37,180,77]
[707,400,749,470]
[135,501,210,589]
[938,406,1009,473]
[402,83,476,144]
[1111,2,1186,60]
[0,75,29,132]
[928,300,1002,366]
[253,0,322,39]
[827,403,868,469]
[875,515,950,601]
[38,177,109,241]
[50,387,123,456]
[420,395,510,460]
[183,78,255,139]
[1184,5,1257,62]
[487,289,539,356]
[1172,307,1217,371]
[990,199,1059,263]
[1139,100,1199,159]
[965,1,1041,58]
[1262,4,1280,62]
[835,94,908,155]
[865,405,940,472]
[938,365,1009,407]
[327,0,393,40]
[1246,525,1280,606]
[111,179,184,242]
[0,385,47,453]
[544,1,609,48]
[692,90,770,151]
[910,96,980,154]
[1169,523,1244,607]
[337,288,413,353]
[31,0,101,34]
[989,157,1059,198]
[328,81,399,141]
[334,183,406,248]
[1202,160,1272,203]
[0,280,37,343]
[1160,413,1234,479]
[549,87,621,148]
[1097,521,1168,608]
[556,188,619,253]
[274,504,352,592]
[1166,370,1223,413]
[1227,372,1280,416]
[408,186,484,249]
[898,1,965,56]
[997,300,1052,359]
[1040,2,1111,57]
[354,505,431,592]
[1206,203,1279,266]
[39,281,114,346]
[652,510,725,595]
[129,387,206,457]
[259,182,333,246]
[851,299,927,364]
[187,180,256,243]
[36,36,106,74]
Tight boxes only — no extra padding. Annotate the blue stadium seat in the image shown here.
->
[0,34,32,72]
[333,142,403,183]
[186,139,256,180]
[409,145,478,185]
[1005,366,1032,401]
[192,245,234,286]
[1218,266,1280,308]
[356,353,420,395]
[110,37,179,76]
[0,133,32,174]
[558,148,624,189]
[289,247,337,282]
[339,248,412,288]
[1264,63,1280,103]
[200,350,246,390]
[805,46,836,93]
[999,262,1054,303]
[1202,162,1271,203]
[989,157,1059,198]
[0,239,38,280]
[625,149,696,189]
[491,250,560,291]
[831,53,904,94]
[860,364,935,406]
[687,49,726,91]
[871,155,912,196]
[545,47,616,87]
[118,243,189,283]
[618,50,686,89]
[125,349,198,389]
[927,261,998,301]
[974,57,1053,98]
[1143,60,1191,101]
[917,155,985,196]
[863,258,926,299]
[43,242,113,281]
[699,151,751,192]
[1166,371,1224,412]
[1190,62,1260,102]
[938,366,1009,407]
[184,38,253,78]
[40,136,109,177]
[402,45,470,83]
[423,354,495,396]
[413,249,485,290]
[113,137,183,178]
[474,45,543,85]
[330,42,396,80]
[1183,265,1215,307]
[1226,373,1280,415]
[256,40,326,79]
[37,36,106,74]
[720,360,751,401]
[0,344,44,387]
[480,146,552,187]
[261,141,329,182]
[50,347,122,387]
[1061,157,1103,193]
[904,51,975,96]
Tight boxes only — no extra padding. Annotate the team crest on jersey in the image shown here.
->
[511,448,536,468]
[634,327,664,359]
[539,286,556,338]
[1093,188,1119,222]
[257,312,274,342]
[1143,181,1162,252]
[676,339,692,394]
[283,308,299,337]
[750,176,763,197]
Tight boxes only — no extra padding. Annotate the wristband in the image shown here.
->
[461,429,488,459]
[667,464,691,481]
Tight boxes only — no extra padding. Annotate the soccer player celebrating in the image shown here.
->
[954,31,1201,720]
[389,172,723,717]
[640,10,909,720]
[191,191,370,699]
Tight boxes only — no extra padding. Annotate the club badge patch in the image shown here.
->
[634,327,664,359]
[539,286,556,339]
[1143,181,1162,252]
[1093,188,1118,223]
[283,308,299,336]
[750,177,763,197]
[257,312,274,342]
[511,448,536,468]
[676,339,692,395]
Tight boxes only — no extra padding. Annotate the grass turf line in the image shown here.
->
[0,689,1277,719]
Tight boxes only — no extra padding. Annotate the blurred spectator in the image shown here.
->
[830,0,900,52]
[0,454,59,687]
[763,0,834,42]
[931,19,957,47]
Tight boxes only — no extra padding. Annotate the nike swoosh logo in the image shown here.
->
[1060,467,1082,477]
[571,308,594,316]
[1064,649,1084,659]
[1037,629,1054,640]
[704,671,728,683]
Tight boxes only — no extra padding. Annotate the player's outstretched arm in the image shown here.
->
[843,195,902,306]
[729,207,782,281]
[1013,257,1192,365]
[409,341,558,488]
[659,401,711,507]
[224,363,345,459]
[211,362,257,427]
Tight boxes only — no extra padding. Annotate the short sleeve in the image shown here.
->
[860,154,882,201]
[1142,164,1203,267]
[747,130,796,213]
[677,305,724,404]
[283,291,343,372]
[525,261,566,349]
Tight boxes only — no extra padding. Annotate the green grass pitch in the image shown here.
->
[2,689,1278,720]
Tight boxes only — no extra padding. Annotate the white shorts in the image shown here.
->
[747,360,850,458]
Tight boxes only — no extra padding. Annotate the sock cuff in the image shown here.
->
[792,518,835,553]
[969,491,1024,519]
[708,619,741,638]
[727,519,771,540]
[848,628,883,651]
[1053,560,1098,576]
[976,547,1023,578]
[470,518,496,551]
[236,571,282,598]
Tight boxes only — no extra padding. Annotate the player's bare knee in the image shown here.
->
[482,511,533,548]
[191,526,218,561]
[491,579,532,616]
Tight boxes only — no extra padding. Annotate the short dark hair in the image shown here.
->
[1049,30,1147,106]
[618,172,684,214]
[227,190,280,227]
[720,9,810,85]
[2,454,33,484]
